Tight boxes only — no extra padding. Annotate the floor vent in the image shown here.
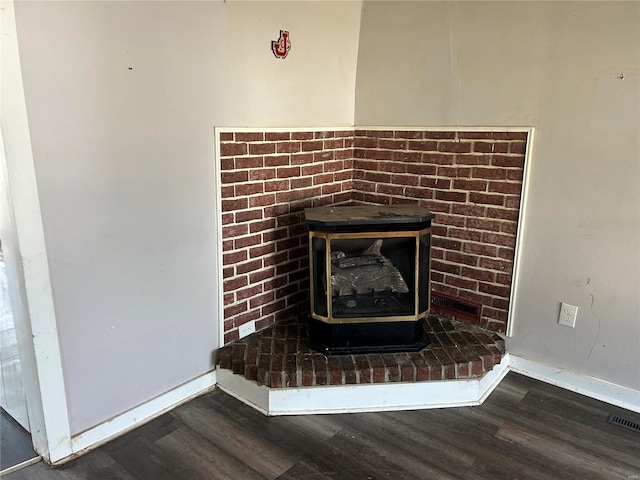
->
[431,292,482,322]
[608,414,640,433]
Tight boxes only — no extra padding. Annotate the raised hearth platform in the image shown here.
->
[217,316,509,416]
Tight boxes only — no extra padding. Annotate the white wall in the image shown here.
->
[10,0,361,436]
[6,0,638,457]
[356,1,640,390]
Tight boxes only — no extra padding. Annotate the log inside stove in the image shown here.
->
[326,239,409,311]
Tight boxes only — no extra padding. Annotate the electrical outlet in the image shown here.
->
[558,303,578,328]
[238,322,256,338]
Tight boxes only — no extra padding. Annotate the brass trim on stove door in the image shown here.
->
[317,312,429,325]
[415,234,420,319]
[308,228,432,325]
[325,234,333,321]
[308,233,329,323]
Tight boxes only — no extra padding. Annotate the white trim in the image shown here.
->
[355,126,532,132]
[508,354,640,413]
[212,128,225,347]
[62,371,217,466]
[215,126,532,134]
[217,353,640,416]
[216,355,510,416]
[478,353,512,403]
[215,126,354,134]
[216,368,270,416]
[41,353,639,465]
[0,456,41,477]
[1,0,72,464]
[506,127,535,337]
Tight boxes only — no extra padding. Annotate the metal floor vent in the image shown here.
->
[608,414,640,433]
[431,292,482,322]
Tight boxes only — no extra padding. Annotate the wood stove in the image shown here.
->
[305,204,435,354]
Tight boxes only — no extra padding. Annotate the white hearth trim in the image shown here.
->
[216,353,640,416]
[216,355,511,416]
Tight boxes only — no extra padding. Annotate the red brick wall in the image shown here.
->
[352,130,527,332]
[219,128,527,343]
[219,130,354,343]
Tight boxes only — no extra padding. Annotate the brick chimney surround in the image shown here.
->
[218,127,528,345]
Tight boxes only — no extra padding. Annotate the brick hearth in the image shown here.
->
[218,316,505,388]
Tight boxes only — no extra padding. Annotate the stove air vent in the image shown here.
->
[431,292,482,323]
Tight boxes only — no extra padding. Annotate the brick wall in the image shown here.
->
[219,130,354,343]
[352,130,527,332]
[219,128,527,343]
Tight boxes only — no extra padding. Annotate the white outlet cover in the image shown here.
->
[558,302,578,328]
[239,322,256,338]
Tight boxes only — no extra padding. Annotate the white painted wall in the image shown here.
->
[9,0,361,437]
[355,1,640,390]
[6,0,637,460]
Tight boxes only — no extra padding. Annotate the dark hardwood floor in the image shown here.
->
[6,373,640,479]
[1,408,38,472]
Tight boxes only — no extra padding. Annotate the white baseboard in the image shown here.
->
[0,456,41,477]
[507,354,640,413]
[216,356,510,416]
[59,370,217,465]
[45,353,638,466]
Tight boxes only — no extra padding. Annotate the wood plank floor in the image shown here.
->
[6,373,640,480]
[1,408,38,471]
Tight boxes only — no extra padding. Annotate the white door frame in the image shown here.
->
[0,0,72,463]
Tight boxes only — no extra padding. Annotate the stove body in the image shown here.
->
[305,204,435,354]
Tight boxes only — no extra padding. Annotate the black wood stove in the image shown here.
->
[305,204,435,354]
